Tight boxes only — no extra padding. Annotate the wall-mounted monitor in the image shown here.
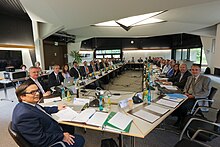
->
[0,50,23,71]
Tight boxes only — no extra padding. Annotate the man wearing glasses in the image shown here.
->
[11,80,85,147]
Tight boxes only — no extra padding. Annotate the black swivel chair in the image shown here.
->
[8,121,31,147]
[190,87,217,114]
[180,107,220,143]
[174,128,220,147]
[8,121,66,147]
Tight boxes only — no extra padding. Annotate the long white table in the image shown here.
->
[41,88,187,147]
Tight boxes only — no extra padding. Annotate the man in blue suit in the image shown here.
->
[12,80,85,147]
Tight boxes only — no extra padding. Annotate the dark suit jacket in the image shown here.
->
[168,70,192,90]
[48,72,64,88]
[12,103,63,147]
[69,67,80,79]
[100,62,106,69]
[89,65,96,73]
[28,78,49,92]
[79,66,90,77]
[95,63,100,71]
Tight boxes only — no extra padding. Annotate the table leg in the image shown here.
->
[131,136,135,147]
[119,134,124,147]
[0,83,13,102]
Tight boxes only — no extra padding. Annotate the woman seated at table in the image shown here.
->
[62,64,71,79]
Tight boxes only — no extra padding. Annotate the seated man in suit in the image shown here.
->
[137,57,143,63]
[69,61,81,79]
[89,60,96,73]
[168,63,192,90]
[48,65,64,88]
[100,59,106,69]
[12,80,85,147]
[173,64,211,126]
[95,60,101,71]
[29,66,51,97]
[80,61,90,77]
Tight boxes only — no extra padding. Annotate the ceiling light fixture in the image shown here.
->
[94,10,167,31]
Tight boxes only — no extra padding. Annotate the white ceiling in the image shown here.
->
[20,0,220,41]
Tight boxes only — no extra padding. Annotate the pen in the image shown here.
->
[53,100,61,102]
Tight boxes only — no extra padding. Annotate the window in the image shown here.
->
[190,48,201,64]
[176,49,182,61]
[95,49,121,59]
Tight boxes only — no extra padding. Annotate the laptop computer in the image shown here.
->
[63,77,74,87]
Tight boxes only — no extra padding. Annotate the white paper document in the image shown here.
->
[44,97,61,103]
[160,85,178,90]
[53,107,96,123]
[86,112,109,127]
[53,107,78,121]
[72,108,96,123]
[108,112,133,130]
[110,95,121,100]
[156,99,179,108]
[73,98,90,105]
[145,104,169,115]
[133,110,160,123]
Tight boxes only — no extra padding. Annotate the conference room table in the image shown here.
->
[41,63,188,147]
[41,87,187,147]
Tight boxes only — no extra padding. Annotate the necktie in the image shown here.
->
[35,79,45,94]
[179,73,183,82]
[56,75,60,83]
[186,76,195,94]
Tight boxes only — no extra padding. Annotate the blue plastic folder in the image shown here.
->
[166,93,187,99]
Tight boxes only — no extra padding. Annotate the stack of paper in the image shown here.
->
[156,99,179,108]
[53,107,96,123]
[44,97,61,103]
[160,85,178,90]
[145,104,169,115]
[108,112,133,131]
[73,98,90,105]
[163,96,184,103]
[103,112,132,132]
[72,108,96,123]
[86,112,109,127]
[133,110,160,123]
[53,107,78,121]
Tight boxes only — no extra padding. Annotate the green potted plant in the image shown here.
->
[69,50,82,63]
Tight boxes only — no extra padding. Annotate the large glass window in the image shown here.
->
[182,49,188,60]
[190,48,201,64]
[176,49,182,61]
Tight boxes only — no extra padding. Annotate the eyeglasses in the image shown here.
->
[24,89,41,95]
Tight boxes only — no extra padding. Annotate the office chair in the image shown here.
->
[180,107,220,142]
[174,128,220,147]
[8,122,66,147]
[8,122,32,147]
[190,87,217,114]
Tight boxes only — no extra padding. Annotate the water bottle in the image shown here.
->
[61,87,65,99]
[99,91,104,111]
[106,95,111,111]
[147,89,151,104]
[67,89,71,101]
[143,89,148,101]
